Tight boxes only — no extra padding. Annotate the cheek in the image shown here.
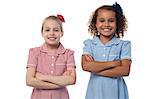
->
[110,22,116,29]
[96,24,102,32]
[113,21,117,27]
[41,33,46,38]
[56,34,61,40]
[41,33,45,38]
[95,22,99,28]
[96,22,103,28]
[41,33,44,37]
[113,24,117,30]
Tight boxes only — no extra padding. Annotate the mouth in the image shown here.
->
[102,28,112,32]
[48,37,57,40]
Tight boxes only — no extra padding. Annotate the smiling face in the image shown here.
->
[96,9,116,38]
[42,19,63,46]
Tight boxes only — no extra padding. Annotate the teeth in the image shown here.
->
[48,37,56,40]
[103,28,110,32]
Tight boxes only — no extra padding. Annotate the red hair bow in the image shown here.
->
[57,14,65,22]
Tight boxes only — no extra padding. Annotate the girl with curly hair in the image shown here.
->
[82,2,131,99]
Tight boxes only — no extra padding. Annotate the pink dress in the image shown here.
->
[27,43,76,99]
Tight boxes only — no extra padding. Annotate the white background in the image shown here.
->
[0,0,149,99]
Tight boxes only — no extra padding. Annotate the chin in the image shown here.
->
[102,33,112,36]
[46,42,57,45]
[101,33,114,37]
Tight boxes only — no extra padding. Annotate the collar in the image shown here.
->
[40,43,66,55]
[92,36,121,47]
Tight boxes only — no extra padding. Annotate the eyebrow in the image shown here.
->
[98,17,116,19]
[44,27,60,29]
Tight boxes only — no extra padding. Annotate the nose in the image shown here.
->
[104,21,109,26]
[48,30,54,35]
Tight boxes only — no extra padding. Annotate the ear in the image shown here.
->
[60,32,63,37]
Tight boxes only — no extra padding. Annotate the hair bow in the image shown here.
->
[57,14,65,22]
[112,2,123,15]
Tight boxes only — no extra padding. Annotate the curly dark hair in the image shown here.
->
[88,5,127,38]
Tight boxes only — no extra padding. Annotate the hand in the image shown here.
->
[84,54,94,62]
[35,72,46,81]
[63,70,72,76]
[112,60,121,67]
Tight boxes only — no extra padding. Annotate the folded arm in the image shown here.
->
[26,67,62,89]
[81,54,121,73]
[96,59,131,77]
[36,67,76,87]
[82,54,131,77]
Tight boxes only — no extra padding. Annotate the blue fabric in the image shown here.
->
[83,36,131,99]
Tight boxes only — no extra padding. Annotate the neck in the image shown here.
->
[46,43,60,54]
[99,35,113,44]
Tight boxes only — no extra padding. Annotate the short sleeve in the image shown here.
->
[27,48,39,68]
[83,39,92,55]
[120,41,131,60]
[66,50,76,68]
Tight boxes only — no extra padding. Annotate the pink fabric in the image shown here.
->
[27,43,76,99]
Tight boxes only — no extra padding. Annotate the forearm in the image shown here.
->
[95,65,130,77]
[43,75,75,86]
[82,61,120,73]
[26,77,62,89]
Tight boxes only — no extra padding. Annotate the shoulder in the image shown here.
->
[65,48,74,55]
[120,40,131,46]
[83,38,94,45]
[118,40,131,50]
[28,46,41,56]
[29,46,40,52]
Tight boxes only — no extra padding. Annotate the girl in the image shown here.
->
[26,15,76,99]
[82,2,131,99]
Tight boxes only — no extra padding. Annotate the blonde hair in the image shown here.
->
[41,15,63,33]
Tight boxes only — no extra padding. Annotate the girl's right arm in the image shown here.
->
[35,67,76,87]
[26,67,62,89]
[81,55,121,73]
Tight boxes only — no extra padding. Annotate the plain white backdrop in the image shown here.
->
[0,0,150,99]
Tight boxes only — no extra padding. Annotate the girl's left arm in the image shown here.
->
[36,67,76,87]
[96,59,131,77]
[97,41,132,77]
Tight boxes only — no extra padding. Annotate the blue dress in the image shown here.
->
[83,36,131,99]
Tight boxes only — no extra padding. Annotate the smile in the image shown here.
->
[48,37,57,40]
[103,28,112,32]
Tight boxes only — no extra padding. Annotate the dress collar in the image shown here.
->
[92,36,121,47]
[40,43,66,55]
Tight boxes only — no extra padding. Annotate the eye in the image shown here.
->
[54,29,59,32]
[45,29,50,32]
[108,19,116,23]
[98,19,105,22]
[109,20,114,22]
[53,28,60,32]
